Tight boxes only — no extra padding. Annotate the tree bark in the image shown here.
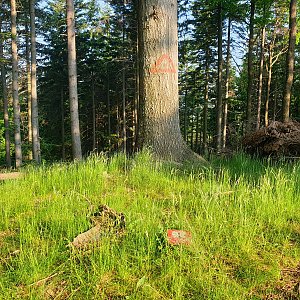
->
[265,46,272,127]
[282,0,297,123]
[10,0,22,168]
[25,20,33,160]
[256,25,265,130]
[222,18,231,149]
[137,0,206,164]
[66,0,82,160]
[0,1,11,167]
[216,3,223,152]
[30,0,41,164]
[246,0,255,132]
[203,50,209,155]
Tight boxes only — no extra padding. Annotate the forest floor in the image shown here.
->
[1,152,300,299]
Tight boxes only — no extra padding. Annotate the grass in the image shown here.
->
[1,151,300,299]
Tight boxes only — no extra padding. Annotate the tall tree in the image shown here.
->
[0,0,11,167]
[282,0,297,123]
[30,0,41,163]
[137,1,206,163]
[11,0,22,168]
[216,3,223,152]
[66,0,82,160]
[245,0,255,132]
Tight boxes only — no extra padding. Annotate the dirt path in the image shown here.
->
[0,172,22,181]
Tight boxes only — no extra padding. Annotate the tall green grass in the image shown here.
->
[1,152,300,299]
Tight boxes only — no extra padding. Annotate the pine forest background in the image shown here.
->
[0,0,299,166]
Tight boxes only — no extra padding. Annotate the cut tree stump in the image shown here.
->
[243,121,300,157]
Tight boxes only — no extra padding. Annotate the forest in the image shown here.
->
[1,0,300,299]
[0,0,298,166]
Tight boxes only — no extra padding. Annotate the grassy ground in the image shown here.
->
[1,152,300,299]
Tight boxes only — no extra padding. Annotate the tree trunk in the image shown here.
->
[282,0,297,123]
[61,87,65,160]
[203,50,209,155]
[30,0,41,164]
[265,46,272,127]
[246,0,255,132]
[216,3,223,152]
[10,0,22,168]
[137,0,206,163]
[66,0,82,160]
[0,1,11,167]
[91,72,96,151]
[25,20,33,160]
[256,25,265,130]
[222,18,231,149]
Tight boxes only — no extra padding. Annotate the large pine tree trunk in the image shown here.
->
[282,0,297,123]
[66,0,82,160]
[30,0,41,164]
[0,1,11,167]
[10,0,22,168]
[137,0,206,163]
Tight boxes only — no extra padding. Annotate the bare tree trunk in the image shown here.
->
[0,1,11,167]
[91,72,96,151]
[122,61,127,153]
[25,20,33,160]
[256,25,265,130]
[216,3,223,152]
[106,66,111,150]
[246,0,255,132]
[203,50,209,155]
[66,0,82,160]
[222,18,231,149]
[61,87,65,160]
[10,0,22,168]
[30,0,41,164]
[137,1,206,163]
[283,0,297,123]
[265,49,272,127]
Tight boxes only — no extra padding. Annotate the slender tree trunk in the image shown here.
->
[30,0,41,164]
[265,49,272,127]
[256,25,265,130]
[203,51,209,155]
[283,0,297,123]
[10,0,22,168]
[137,0,206,163]
[106,67,111,149]
[122,61,127,153]
[216,3,223,152]
[0,2,11,167]
[25,20,33,160]
[91,72,96,151]
[195,107,200,153]
[183,88,188,142]
[222,18,231,149]
[246,0,255,132]
[61,87,65,160]
[66,0,82,160]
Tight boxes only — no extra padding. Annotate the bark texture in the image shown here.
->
[30,0,41,164]
[246,0,255,132]
[0,1,11,167]
[11,0,22,168]
[67,0,82,160]
[282,0,297,123]
[138,0,206,164]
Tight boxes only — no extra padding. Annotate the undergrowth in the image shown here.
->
[1,151,300,299]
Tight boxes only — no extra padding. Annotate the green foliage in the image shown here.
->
[1,153,300,298]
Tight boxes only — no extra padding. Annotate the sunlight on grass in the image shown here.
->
[1,152,300,299]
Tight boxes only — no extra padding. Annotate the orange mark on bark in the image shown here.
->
[150,54,176,74]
